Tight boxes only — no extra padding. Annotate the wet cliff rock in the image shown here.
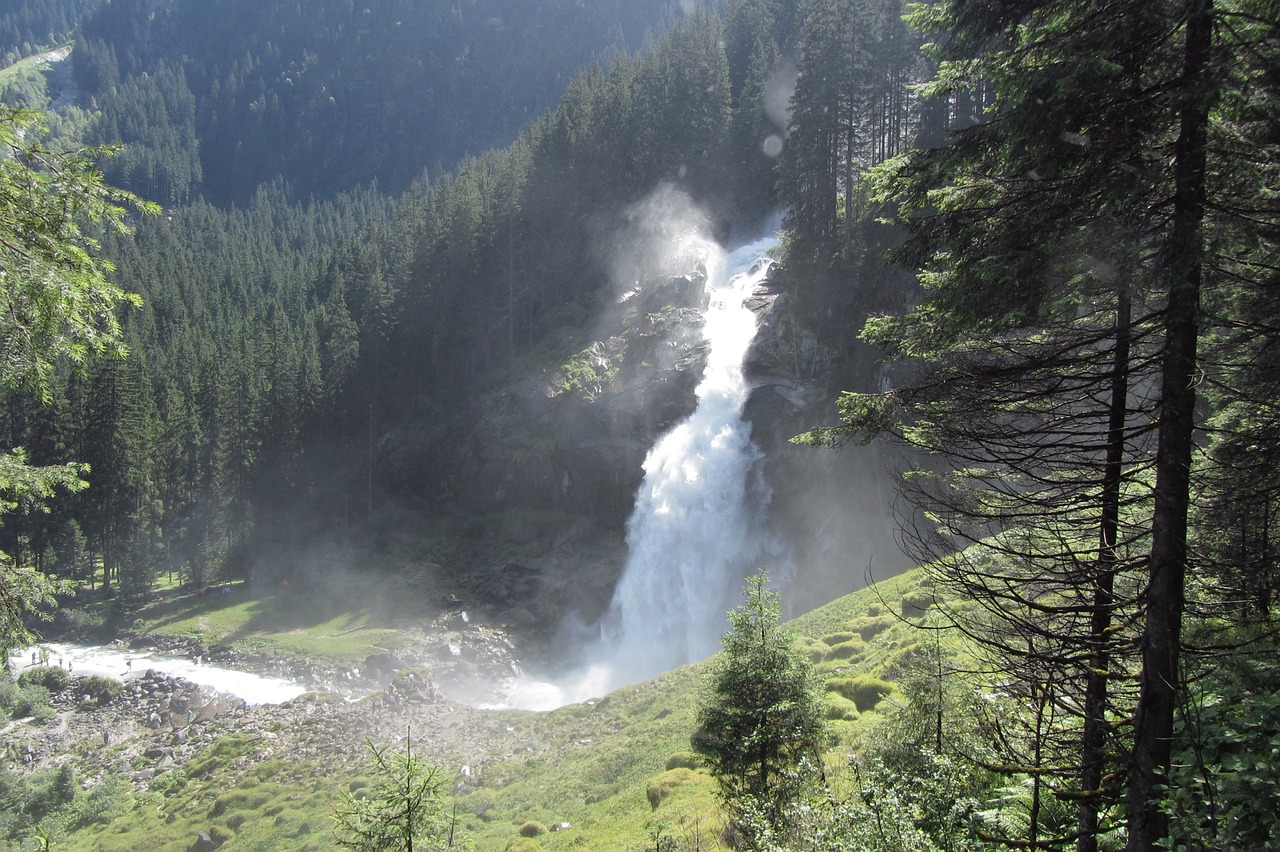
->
[374,260,905,628]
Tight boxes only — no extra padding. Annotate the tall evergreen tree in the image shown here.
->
[692,573,828,846]
[806,0,1279,849]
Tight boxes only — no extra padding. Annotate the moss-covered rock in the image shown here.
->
[645,767,700,810]
[665,752,701,771]
[824,692,861,721]
[846,615,895,642]
[824,636,868,661]
[505,839,545,852]
[826,675,896,712]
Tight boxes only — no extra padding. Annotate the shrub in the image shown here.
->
[78,675,121,706]
[795,635,828,663]
[210,788,270,817]
[664,752,701,770]
[18,665,70,693]
[821,631,858,646]
[518,820,549,837]
[846,615,894,641]
[252,759,284,781]
[901,591,936,619]
[504,839,544,852]
[6,683,55,722]
[645,768,699,810]
[824,637,867,661]
[826,675,896,712]
[824,693,861,721]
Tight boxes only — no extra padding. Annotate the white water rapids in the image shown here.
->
[603,234,778,684]
[7,643,308,705]
[484,230,781,710]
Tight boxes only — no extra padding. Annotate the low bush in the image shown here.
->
[901,591,936,619]
[826,675,896,712]
[664,752,701,771]
[645,768,699,810]
[846,615,894,641]
[824,693,860,721]
[505,839,544,851]
[210,787,271,818]
[795,635,828,663]
[0,681,55,722]
[77,675,121,706]
[18,665,70,693]
[518,819,549,837]
[824,637,867,661]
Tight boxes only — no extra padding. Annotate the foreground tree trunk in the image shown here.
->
[1126,0,1214,847]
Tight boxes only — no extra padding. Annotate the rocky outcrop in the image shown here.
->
[740,276,909,613]
[372,257,905,632]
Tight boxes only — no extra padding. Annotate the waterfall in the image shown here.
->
[468,227,782,710]
[601,232,779,687]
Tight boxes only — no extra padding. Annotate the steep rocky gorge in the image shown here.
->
[376,259,906,634]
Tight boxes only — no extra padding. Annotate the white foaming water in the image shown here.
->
[488,232,780,710]
[8,642,308,705]
[604,235,777,686]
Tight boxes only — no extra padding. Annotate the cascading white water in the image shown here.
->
[473,226,781,710]
[600,232,779,688]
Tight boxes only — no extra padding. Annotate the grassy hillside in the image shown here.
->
[6,566,947,851]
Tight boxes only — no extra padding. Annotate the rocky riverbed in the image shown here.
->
[2,610,577,805]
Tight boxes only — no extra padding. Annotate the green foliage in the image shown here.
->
[0,677,55,722]
[17,664,69,693]
[503,839,543,852]
[823,693,860,722]
[825,676,895,713]
[1164,656,1280,851]
[332,732,455,851]
[664,752,701,771]
[0,105,155,651]
[516,820,548,837]
[75,675,120,706]
[692,573,828,843]
[822,638,867,662]
[646,769,701,810]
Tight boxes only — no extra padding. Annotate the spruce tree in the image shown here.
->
[692,573,827,844]
[804,0,1279,848]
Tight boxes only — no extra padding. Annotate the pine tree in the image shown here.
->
[692,573,828,844]
[0,106,154,648]
[805,0,1279,848]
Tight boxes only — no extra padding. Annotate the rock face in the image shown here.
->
[375,261,906,629]
[739,278,908,613]
[382,269,710,526]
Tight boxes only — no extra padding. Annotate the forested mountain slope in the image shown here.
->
[2,0,925,621]
[0,0,95,65]
[72,0,690,205]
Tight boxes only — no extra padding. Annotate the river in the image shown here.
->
[7,642,308,705]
